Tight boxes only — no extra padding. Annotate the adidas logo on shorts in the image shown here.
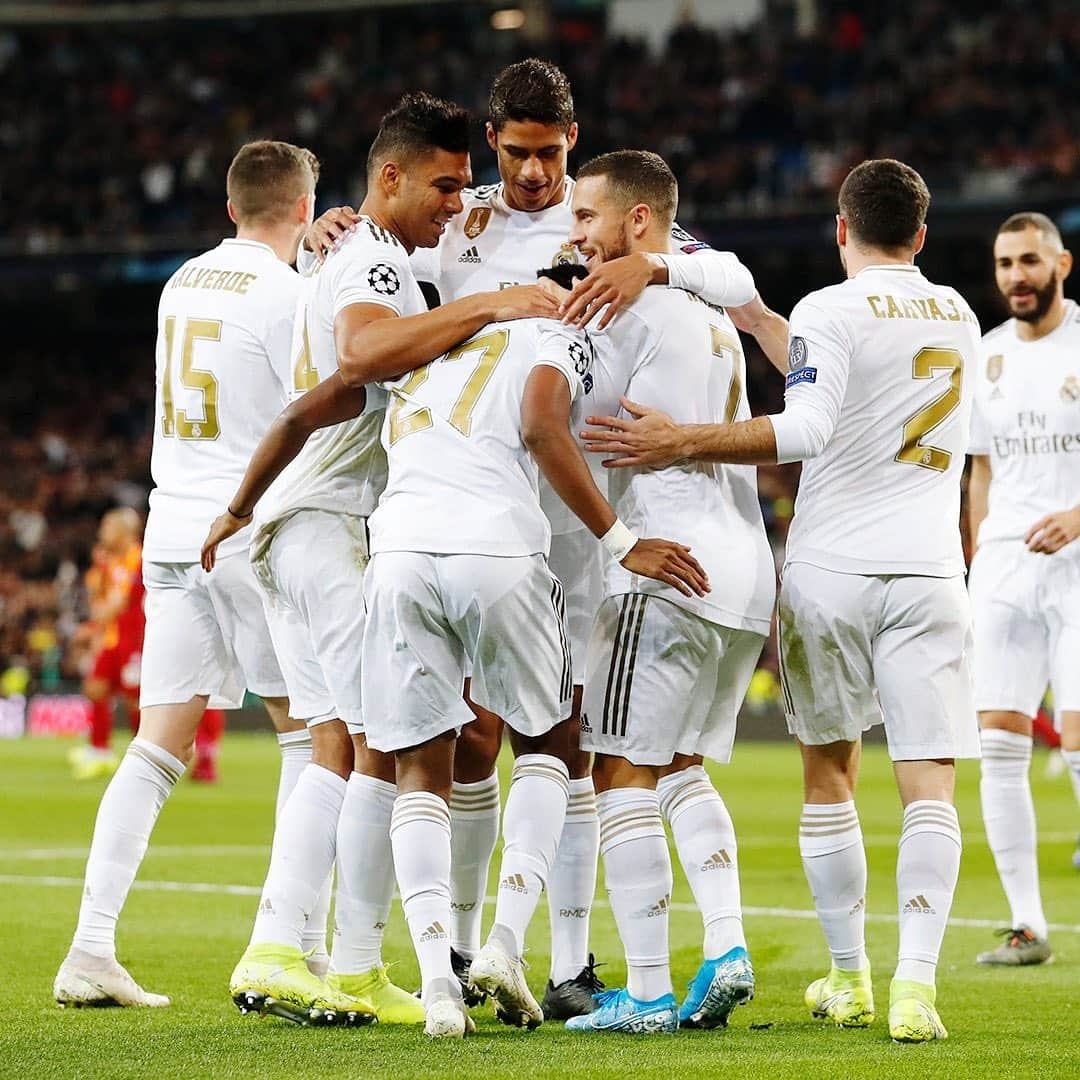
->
[903,894,936,915]
[419,921,449,942]
[580,713,593,734]
[500,873,529,894]
[458,245,482,264]
[701,850,733,871]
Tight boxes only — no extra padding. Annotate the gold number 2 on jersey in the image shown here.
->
[388,328,510,445]
[895,347,964,471]
[161,316,222,440]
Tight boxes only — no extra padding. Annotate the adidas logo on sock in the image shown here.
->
[903,894,936,915]
[499,873,528,894]
[259,898,274,914]
[458,245,482,263]
[701,850,733,871]
[850,897,865,916]
[631,895,671,920]
[419,921,448,942]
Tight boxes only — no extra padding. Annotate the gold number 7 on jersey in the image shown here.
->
[711,326,743,424]
[895,346,964,471]
[161,316,222,440]
[388,328,510,445]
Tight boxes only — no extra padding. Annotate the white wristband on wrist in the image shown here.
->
[600,518,639,563]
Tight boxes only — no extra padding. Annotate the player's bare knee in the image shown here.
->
[352,734,396,784]
[396,730,457,802]
[262,696,299,734]
[310,719,353,779]
[894,758,955,806]
[136,698,207,765]
[1060,712,1080,752]
[454,720,501,783]
[978,710,1033,737]
[508,715,577,767]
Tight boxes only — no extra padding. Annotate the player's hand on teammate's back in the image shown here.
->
[581,396,687,469]
[304,206,363,261]
[490,284,562,323]
[560,252,658,330]
[200,510,251,572]
[1024,507,1080,554]
[621,539,710,598]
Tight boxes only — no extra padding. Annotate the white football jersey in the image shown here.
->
[600,289,775,633]
[144,238,299,562]
[970,300,1080,549]
[254,219,427,542]
[409,178,756,534]
[369,318,593,558]
[776,264,981,576]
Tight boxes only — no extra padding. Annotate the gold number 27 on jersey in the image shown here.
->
[895,347,964,472]
[161,316,222,440]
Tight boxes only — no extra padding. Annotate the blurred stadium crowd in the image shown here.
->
[2,0,1072,691]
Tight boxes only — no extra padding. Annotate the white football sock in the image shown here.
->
[547,776,600,984]
[658,765,745,959]
[250,764,345,950]
[799,801,868,971]
[1063,749,1080,806]
[895,800,962,986]
[331,772,396,975]
[301,873,332,965]
[980,729,1047,938]
[276,729,312,820]
[489,754,569,958]
[598,787,673,1002]
[391,791,453,999]
[71,738,185,959]
[448,771,500,959]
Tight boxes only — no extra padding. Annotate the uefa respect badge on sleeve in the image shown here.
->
[786,335,816,387]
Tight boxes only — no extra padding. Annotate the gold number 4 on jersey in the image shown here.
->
[388,328,510,445]
[895,346,964,472]
[161,316,222,440]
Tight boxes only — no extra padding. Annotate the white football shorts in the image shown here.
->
[547,525,605,684]
[256,510,368,733]
[778,562,979,760]
[140,552,287,710]
[582,594,765,766]
[362,551,572,753]
[969,539,1080,727]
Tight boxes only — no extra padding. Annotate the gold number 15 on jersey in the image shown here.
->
[161,316,222,440]
[895,347,964,472]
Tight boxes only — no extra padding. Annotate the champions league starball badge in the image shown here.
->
[367,263,400,295]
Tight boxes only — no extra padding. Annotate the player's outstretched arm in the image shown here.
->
[335,286,560,387]
[201,373,367,571]
[522,367,708,598]
[582,396,779,468]
[727,293,790,375]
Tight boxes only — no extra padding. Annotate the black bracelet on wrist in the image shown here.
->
[227,505,251,520]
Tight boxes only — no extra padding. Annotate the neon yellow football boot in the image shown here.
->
[328,966,425,1024]
[230,944,375,1027]
[805,963,875,1027]
[888,979,947,1043]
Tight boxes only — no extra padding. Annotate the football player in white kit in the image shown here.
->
[361,297,708,1038]
[54,142,319,1009]
[968,212,1080,966]
[552,152,773,1035]
[306,58,771,1019]
[200,95,559,1027]
[584,160,982,1043]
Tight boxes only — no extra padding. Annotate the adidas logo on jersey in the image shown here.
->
[500,873,528,894]
[903,894,936,915]
[419,921,448,942]
[458,245,482,264]
[701,850,733,871]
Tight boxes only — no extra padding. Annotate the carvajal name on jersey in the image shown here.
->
[170,267,257,293]
[866,294,976,323]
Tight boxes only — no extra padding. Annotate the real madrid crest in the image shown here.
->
[463,207,492,240]
[551,242,582,268]
[986,354,1003,382]
[1061,375,1080,403]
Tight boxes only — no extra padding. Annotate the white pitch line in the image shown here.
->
[3,874,1078,934]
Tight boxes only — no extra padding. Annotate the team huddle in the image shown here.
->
[52,60,1080,1044]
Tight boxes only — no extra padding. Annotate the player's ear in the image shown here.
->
[629,202,651,239]
[297,192,316,225]
[1058,247,1073,283]
[835,214,846,249]
[226,199,239,226]
[486,122,499,153]
[380,161,403,197]
[565,122,579,153]
[912,224,927,256]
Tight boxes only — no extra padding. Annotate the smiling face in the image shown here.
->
[994,225,1069,323]
[568,175,634,269]
[389,148,471,249]
[487,119,577,212]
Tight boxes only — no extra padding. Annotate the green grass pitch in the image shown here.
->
[2,734,1077,1079]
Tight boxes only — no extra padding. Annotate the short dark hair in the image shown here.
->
[489,58,575,131]
[838,159,930,251]
[577,150,678,229]
[366,92,470,181]
[997,211,1064,251]
[226,140,319,225]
